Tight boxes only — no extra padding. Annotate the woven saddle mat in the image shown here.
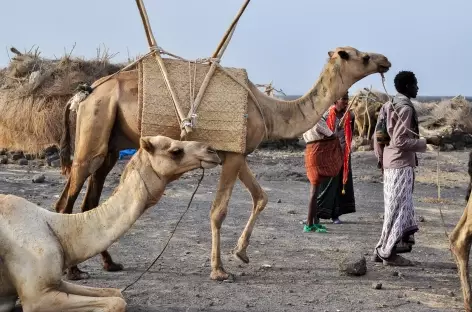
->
[138,54,249,153]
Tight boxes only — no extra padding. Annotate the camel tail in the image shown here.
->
[59,83,94,176]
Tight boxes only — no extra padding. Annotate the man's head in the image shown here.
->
[334,92,349,112]
[394,71,419,99]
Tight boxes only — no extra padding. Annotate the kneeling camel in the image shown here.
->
[0,136,221,312]
[57,46,391,280]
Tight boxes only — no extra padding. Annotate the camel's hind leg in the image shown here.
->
[232,160,268,264]
[0,297,16,312]
[22,291,126,312]
[450,196,472,312]
[79,151,123,273]
[209,152,244,281]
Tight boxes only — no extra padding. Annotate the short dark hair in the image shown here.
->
[394,71,417,94]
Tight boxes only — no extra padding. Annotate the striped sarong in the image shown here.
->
[375,167,418,259]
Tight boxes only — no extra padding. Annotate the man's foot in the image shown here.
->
[370,252,383,263]
[383,255,417,267]
[332,217,342,224]
[395,241,413,254]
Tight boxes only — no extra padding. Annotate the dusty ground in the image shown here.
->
[1,147,470,312]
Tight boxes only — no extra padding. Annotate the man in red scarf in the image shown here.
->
[315,92,356,224]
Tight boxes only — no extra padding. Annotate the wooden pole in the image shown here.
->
[135,0,187,128]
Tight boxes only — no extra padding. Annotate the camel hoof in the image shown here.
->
[232,248,250,264]
[103,262,124,272]
[66,267,90,280]
[210,269,231,281]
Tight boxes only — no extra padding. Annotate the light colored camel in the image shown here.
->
[0,136,221,312]
[451,174,472,311]
[57,46,391,281]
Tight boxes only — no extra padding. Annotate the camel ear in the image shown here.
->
[328,51,334,58]
[140,137,154,154]
[338,50,350,60]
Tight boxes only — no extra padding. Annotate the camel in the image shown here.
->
[0,135,221,312]
[57,46,391,281]
[450,153,472,312]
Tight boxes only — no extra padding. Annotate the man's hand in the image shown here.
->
[425,135,443,146]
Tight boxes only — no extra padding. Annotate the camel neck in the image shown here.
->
[256,61,355,140]
[51,154,164,268]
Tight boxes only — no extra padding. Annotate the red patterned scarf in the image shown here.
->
[326,105,352,195]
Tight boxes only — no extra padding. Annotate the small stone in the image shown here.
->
[339,255,367,276]
[261,264,272,269]
[372,282,382,290]
[11,152,24,161]
[392,271,399,277]
[32,174,45,183]
[411,287,418,291]
[46,154,60,166]
[0,156,7,164]
[277,199,282,203]
[417,215,426,222]
[288,289,294,293]
[18,159,28,166]
[449,291,455,297]
[398,272,404,278]
[287,210,296,214]
[417,301,421,304]
[444,144,455,151]
[50,159,61,168]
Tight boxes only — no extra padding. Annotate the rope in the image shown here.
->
[122,168,205,292]
[380,74,450,240]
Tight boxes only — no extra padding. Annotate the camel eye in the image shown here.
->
[363,55,370,63]
[169,147,184,159]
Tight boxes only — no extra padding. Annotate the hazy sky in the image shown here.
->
[1,0,471,96]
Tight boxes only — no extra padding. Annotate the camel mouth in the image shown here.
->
[200,160,220,169]
[378,65,390,74]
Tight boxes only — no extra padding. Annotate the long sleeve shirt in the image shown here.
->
[374,93,427,169]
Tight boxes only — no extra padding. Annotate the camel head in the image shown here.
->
[139,135,221,180]
[327,46,391,81]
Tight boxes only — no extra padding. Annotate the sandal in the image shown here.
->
[303,224,327,233]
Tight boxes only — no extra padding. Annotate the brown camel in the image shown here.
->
[0,135,220,312]
[57,46,391,281]
[451,156,472,312]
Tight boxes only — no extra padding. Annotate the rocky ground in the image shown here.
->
[1,146,470,312]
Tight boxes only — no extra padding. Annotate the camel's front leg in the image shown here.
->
[58,281,123,299]
[450,203,472,312]
[233,160,268,264]
[22,291,126,312]
[209,152,244,281]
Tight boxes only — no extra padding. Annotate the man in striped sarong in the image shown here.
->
[372,71,442,266]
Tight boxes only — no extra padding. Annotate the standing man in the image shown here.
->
[372,71,442,266]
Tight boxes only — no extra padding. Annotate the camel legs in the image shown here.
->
[79,151,123,273]
[450,197,472,312]
[209,152,244,281]
[232,160,268,264]
[58,281,123,299]
[21,291,126,312]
